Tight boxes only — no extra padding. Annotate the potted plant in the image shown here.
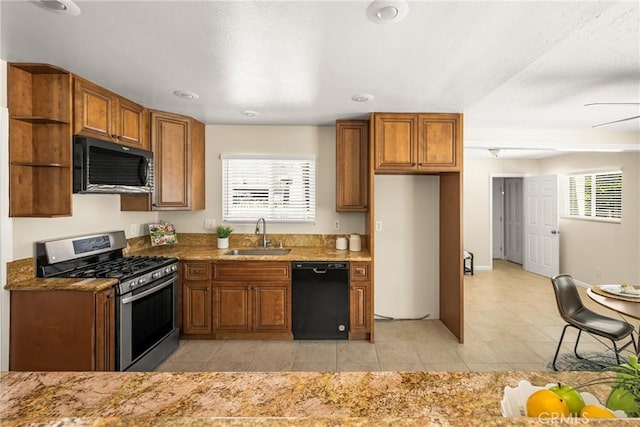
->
[215,225,233,249]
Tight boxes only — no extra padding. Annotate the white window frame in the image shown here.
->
[562,169,622,223]
[221,154,316,223]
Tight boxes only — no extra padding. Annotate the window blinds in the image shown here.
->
[567,171,622,221]
[222,154,316,222]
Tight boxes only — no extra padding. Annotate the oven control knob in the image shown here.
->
[137,277,147,286]
[171,265,178,272]
[164,267,172,274]
[152,272,160,280]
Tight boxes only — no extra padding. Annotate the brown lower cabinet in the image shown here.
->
[213,261,292,339]
[181,260,293,340]
[9,287,115,371]
[214,282,291,336]
[180,260,372,341]
[349,262,372,339]
[182,261,214,336]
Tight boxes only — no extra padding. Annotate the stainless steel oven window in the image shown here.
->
[118,276,176,370]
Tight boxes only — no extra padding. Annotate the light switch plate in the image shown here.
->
[205,218,216,230]
[129,224,139,237]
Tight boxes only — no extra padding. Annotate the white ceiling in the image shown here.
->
[1,0,639,156]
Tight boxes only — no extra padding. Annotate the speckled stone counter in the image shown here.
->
[5,233,370,293]
[131,245,371,262]
[0,370,628,426]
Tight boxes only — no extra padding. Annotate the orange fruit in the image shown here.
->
[526,389,570,418]
[579,404,616,418]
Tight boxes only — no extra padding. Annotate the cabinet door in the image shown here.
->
[373,113,417,172]
[94,287,116,371]
[336,120,368,212]
[417,114,460,171]
[349,282,370,334]
[253,283,290,331]
[183,281,213,334]
[151,111,190,209]
[74,78,116,141]
[214,284,252,332]
[115,97,148,150]
[349,262,371,334]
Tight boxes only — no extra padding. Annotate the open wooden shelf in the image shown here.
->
[8,63,73,217]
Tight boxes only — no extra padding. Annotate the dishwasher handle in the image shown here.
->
[292,262,349,270]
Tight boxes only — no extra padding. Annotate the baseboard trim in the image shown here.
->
[573,278,591,289]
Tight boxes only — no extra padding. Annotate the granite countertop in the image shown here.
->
[0,370,625,426]
[4,276,118,292]
[4,243,370,292]
[131,245,371,262]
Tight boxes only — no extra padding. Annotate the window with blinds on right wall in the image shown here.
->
[563,170,622,223]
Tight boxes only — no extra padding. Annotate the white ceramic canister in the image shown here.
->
[336,236,348,250]
[349,233,361,252]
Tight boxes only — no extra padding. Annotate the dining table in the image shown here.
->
[587,285,640,356]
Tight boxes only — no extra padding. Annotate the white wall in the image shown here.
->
[1,57,11,370]
[539,152,640,284]
[161,125,366,236]
[463,155,540,268]
[12,195,158,259]
[463,151,640,284]
[374,175,439,319]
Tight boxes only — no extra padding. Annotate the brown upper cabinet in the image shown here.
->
[336,120,369,212]
[8,63,73,217]
[120,110,205,211]
[372,113,462,173]
[74,77,149,150]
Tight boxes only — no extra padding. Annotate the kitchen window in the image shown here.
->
[222,154,316,222]
[563,170,622,223]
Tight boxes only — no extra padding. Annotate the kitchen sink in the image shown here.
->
[225,249,291,256]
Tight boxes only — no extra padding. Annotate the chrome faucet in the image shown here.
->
[255,217,270,248]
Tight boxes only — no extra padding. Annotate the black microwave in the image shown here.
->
[73,135,154,194]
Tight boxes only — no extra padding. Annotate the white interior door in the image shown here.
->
[505,178,523,264]
[524,175,560,277]
[492,178,504,259]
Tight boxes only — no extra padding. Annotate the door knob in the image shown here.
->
[551,230,559,235]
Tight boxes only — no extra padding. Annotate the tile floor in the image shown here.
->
[156,260,638,372]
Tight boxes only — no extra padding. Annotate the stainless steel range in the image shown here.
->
[36,230,179,371]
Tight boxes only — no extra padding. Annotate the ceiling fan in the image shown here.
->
[584,102,640,128]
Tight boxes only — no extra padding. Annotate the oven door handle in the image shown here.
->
[120,277,174,305]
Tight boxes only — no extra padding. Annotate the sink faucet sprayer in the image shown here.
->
[255,217,270,248]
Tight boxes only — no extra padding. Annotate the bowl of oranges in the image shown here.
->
[501,380,626,419]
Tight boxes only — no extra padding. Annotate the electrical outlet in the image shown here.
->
[333,220,341,230]
[375,221,382,231]
[205,218,216,230]
[129,224,138,237]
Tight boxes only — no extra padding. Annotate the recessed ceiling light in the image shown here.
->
[173,90,199,100]
[242,110,258,117]
[366,0,408,24]
[351,94,375,103]
[29,0,81,16]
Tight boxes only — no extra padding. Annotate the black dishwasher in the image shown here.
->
[292,262,349,340]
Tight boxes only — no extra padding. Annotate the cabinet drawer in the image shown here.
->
[350,262,370,281]
[213,262,290,281]
[183,262,212,280]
